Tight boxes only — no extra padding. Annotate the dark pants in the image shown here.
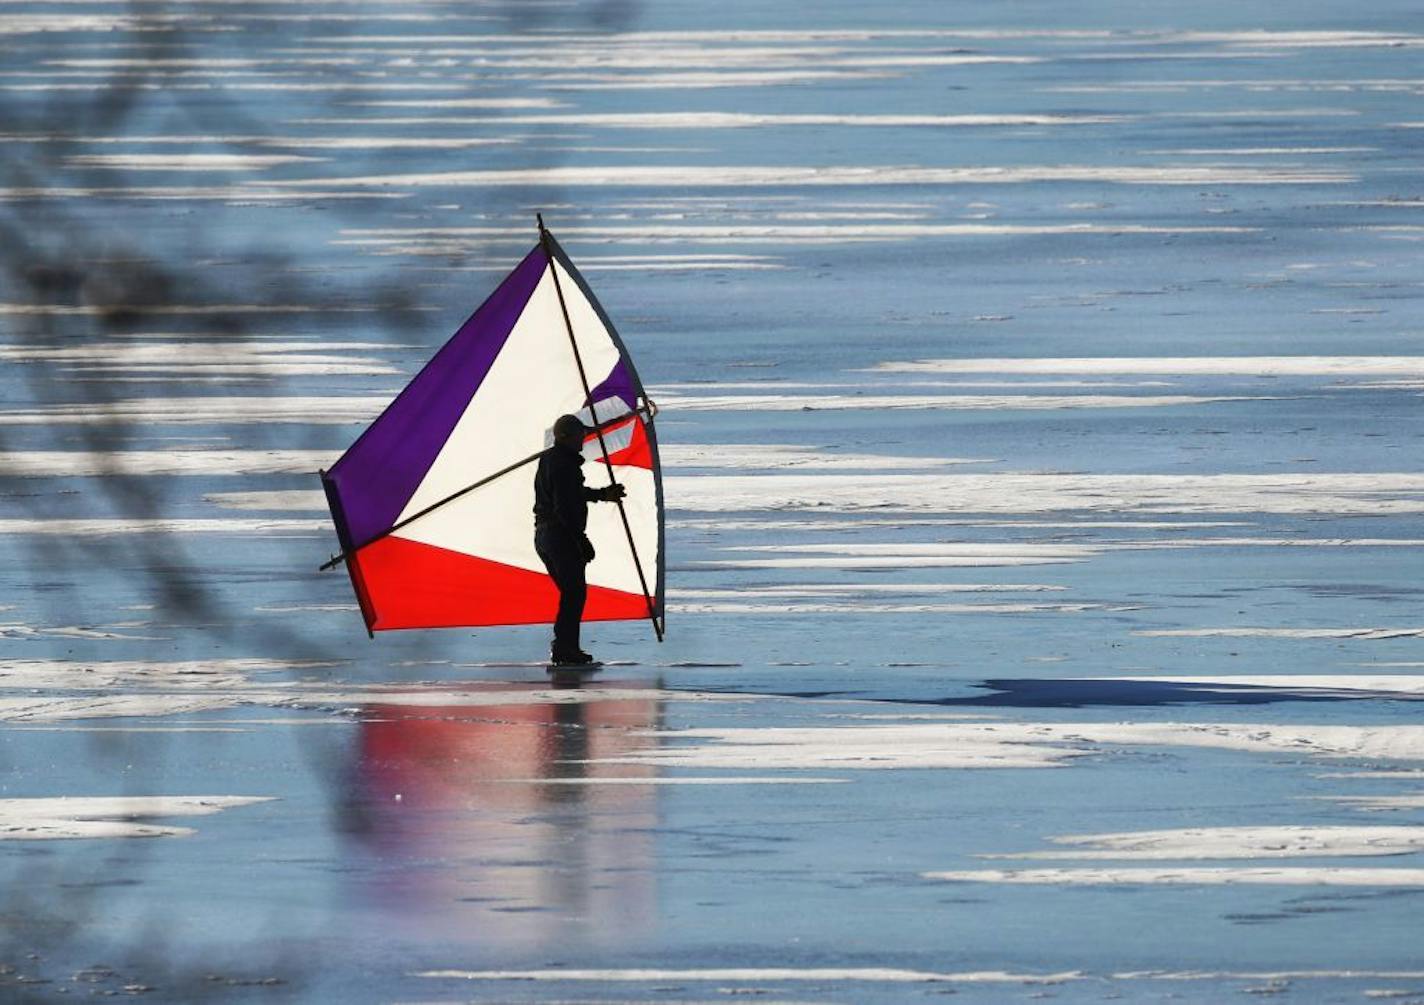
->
[535,525,586,655]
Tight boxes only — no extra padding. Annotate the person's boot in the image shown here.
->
[550,646,595,665]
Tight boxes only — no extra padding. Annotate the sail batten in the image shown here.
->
[320,226,664,637]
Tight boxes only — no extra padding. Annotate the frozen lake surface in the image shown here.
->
[2,0,1423,1000]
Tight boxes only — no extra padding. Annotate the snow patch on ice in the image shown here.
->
[670,584,1069,596]
[0,657,335,690]
[1081,675,1424,696]
[274,164,1352,190]
[1319,795,1424,812]
[495,776,848,785]
[208,490,330,511]
[0,623,165,641]
[674,600,1120,614]
[1,449,337,477]
[661,393,1259,412]
[0,796,273,840]
[927,867,1424,886]
[415,967,1081,984]
[1138,628,1424,639]
[0,518,326,537]
[338,111,1122,128]
[65,154,325,170]
[685,556,1085,569]
[871,356,1424,376]
[982,825,1424,860]
[665,473,1424,516]
[0,397,386,426]
[662,443,991,469]
[599,721,1424,772]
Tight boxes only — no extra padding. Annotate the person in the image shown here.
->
[533,413,626,664]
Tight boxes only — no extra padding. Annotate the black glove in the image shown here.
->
[600,483,627,502]
[580,535,595,563]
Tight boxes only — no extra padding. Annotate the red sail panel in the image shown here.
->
[351,535,649,631]
[590,413,654,470]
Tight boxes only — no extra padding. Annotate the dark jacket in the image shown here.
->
[533,442,602,538]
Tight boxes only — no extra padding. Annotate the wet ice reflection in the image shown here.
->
[339,683,662,949]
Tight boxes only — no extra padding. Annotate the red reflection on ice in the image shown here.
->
[344,682,661,948]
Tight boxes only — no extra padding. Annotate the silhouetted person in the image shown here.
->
[533,414,625,664]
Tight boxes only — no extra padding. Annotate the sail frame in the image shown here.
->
[320,465,377,639]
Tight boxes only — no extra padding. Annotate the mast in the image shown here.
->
[538,213,664,642]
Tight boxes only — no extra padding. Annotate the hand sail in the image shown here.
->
[320,222,664,638]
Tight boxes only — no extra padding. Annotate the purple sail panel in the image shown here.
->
[328,245,548,548]
[587,358,637,415]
